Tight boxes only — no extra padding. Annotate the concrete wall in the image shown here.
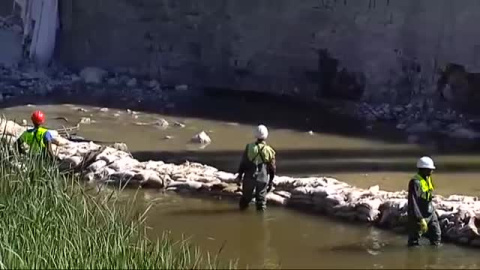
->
[0,1,12,17]
[0,29,22,67]
[56,0,480,103]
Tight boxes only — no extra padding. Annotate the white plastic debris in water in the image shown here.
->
[79,117,92,124]
[173,121,186,128]
[191,131,211,144]
[155,119,169,128]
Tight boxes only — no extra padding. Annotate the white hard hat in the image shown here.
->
[416,156,436,169]
[254,125,269,140]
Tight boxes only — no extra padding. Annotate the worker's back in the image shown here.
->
[242,141,275,183]
[20,126,49,152]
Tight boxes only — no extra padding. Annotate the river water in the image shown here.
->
[2,93,480,268]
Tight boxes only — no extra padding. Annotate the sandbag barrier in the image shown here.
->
[1,118,480,248]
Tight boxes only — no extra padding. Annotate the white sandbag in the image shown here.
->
[62,155,82,168]
[312,186,332,199]
[356,198,383,215]
[324,194,345,207]
[141,173,164,188]
[87,160,107,172]
[291,186,314,196]
[215,171,237,183]
[356,209,380,222]
[168,180,202,191]
[266,193,287,206]
[274,190,291,199]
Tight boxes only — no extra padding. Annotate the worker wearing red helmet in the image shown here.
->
[15,110,54,158]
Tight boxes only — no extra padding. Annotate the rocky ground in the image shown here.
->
[323,96,480,140]
[1,61,479,141]
[1,117,480,249]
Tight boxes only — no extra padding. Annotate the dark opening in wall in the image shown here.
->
[437,63,480,112]
[313,49,365,101]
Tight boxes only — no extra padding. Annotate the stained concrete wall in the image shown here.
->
[55,0,480,102]
[0,1,12,17]
[0,30,22,67]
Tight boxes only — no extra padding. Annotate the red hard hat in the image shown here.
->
[31,110,46,125]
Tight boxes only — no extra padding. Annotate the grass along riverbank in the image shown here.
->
[0,141,234,269]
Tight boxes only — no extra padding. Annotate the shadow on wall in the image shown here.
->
[437,63,480,113]
[306,49,366,101]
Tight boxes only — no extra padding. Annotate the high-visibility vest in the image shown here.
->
[19,127,48,152]
[413,173,434,201]
[246,142,275,165]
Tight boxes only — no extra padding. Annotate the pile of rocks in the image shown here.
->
[0,16,22,33]
[1,117,480,248]
[329,98,480,140]
[0,64,188,111]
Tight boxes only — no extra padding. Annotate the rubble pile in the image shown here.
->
[328,99,480,140]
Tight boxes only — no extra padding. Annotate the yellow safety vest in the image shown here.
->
[246,142,275,165]
[413,174,434,201]
[19,127,48,152]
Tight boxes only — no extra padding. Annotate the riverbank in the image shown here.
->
[2,117,479,250]
[2,63,480,142]
[0,137,233,268]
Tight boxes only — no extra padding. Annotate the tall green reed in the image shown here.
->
[0,136,234,269]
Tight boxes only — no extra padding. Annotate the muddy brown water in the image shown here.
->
[3,102,480,269]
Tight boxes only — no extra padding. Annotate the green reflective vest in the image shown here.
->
[246,142,275,165]
[19,127,48,152]
[413,174,434,201]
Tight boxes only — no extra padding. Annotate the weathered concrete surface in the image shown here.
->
[0,1,12,17]
[56,0,480,103]
[0,29,22,67]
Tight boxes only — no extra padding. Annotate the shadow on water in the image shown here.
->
[132,148,480,175]
[165,208,241,217]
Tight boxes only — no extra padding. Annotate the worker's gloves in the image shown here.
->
[419,218,428,234]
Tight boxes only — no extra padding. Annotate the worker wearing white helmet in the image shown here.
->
[236,124,276,211]
[407,156,441,247]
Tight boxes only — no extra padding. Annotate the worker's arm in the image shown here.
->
[408,179,424,220]
[267,156,276,182]
[43,131,55,160]
[236,145,249,180]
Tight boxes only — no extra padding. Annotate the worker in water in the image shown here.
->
[15,110,55,159]
[236,124,276,212]
[407,156,441,247]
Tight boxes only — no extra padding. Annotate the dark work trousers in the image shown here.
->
[239,177,268,211]
[408,212,441,246]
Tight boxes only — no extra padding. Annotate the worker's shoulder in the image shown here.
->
[266,144,275,151]
[408,178,421,186]
[264,144,276,155]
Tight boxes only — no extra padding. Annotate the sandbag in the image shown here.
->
[87,160,107,172]
[324,194,345,207]
[356,209,380,222]
[267,193,287,206]
[274,190,291,199]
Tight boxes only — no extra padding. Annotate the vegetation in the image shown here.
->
[0,141,234,269]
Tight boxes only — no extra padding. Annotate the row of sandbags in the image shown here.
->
[1,118,480,248]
